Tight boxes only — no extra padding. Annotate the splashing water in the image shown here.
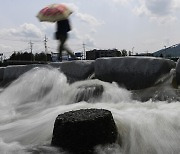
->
[0,67,179,154]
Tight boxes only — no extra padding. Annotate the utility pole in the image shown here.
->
[132,47,134,56]
[29,40,33,61]
[44,35,48,61]
[83,42,86,60]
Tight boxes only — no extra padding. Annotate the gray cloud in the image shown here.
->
[13,23,43,38]
[62,3,100,49]
[70,28,82,40]
[0,23,43,39]
[64,2,103,26]
[76,13,103,26]
[134,0,180,23]
[145,0,172,16]
[70,29,96,48]
[84,35,96,48]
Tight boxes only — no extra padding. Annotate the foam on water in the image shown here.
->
[0,67,179,154]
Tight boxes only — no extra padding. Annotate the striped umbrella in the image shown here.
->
[37,4,72,22]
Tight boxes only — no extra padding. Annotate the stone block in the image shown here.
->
[51,109,118,153]
[3,64,43,83]
[95,57,175,90]
[50,60,95,83]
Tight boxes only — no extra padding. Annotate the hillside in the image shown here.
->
[153,44,180,57]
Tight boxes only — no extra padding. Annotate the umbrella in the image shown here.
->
[37,4,72,22]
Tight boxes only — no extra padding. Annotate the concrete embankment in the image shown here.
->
[0,57,179,89]
[95,57,176,90]
[0,60,94,86]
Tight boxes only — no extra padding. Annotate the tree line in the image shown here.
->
[8,49,131,62]
[9,52,52,61]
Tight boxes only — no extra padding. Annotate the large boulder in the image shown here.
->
[95,57,176,90]
[3,64,43,84]
[1,60,95,86]
[51,109,118,153]
[50,60,95,83]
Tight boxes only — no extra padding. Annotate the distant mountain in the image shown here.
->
[153,44,180,57]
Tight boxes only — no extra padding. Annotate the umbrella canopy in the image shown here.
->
[37,4,72,22]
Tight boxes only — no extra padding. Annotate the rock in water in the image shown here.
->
[51,109,118,153]
[95,57,175,90]
[50,60,95,83]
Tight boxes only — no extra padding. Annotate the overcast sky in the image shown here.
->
[0,0,180,57]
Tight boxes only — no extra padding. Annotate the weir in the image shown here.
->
[0,57,179,154]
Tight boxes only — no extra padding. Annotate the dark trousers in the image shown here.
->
[58,33,76,60]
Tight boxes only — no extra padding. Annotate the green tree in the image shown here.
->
[9,52,34,61]
[35,52,47,61]
[121,49,127,56]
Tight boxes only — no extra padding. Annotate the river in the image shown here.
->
[0,67,179,154]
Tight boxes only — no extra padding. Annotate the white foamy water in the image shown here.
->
[0,67,180,154]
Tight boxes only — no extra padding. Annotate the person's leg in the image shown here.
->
[63,34,77,59]
[58,35,66,61]
[64,45,76,59]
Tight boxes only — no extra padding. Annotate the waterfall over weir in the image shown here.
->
[0,67,180,154]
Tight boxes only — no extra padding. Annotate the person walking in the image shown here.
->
[56,18,76,61]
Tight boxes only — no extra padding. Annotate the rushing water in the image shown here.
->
[0,67,180,154]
